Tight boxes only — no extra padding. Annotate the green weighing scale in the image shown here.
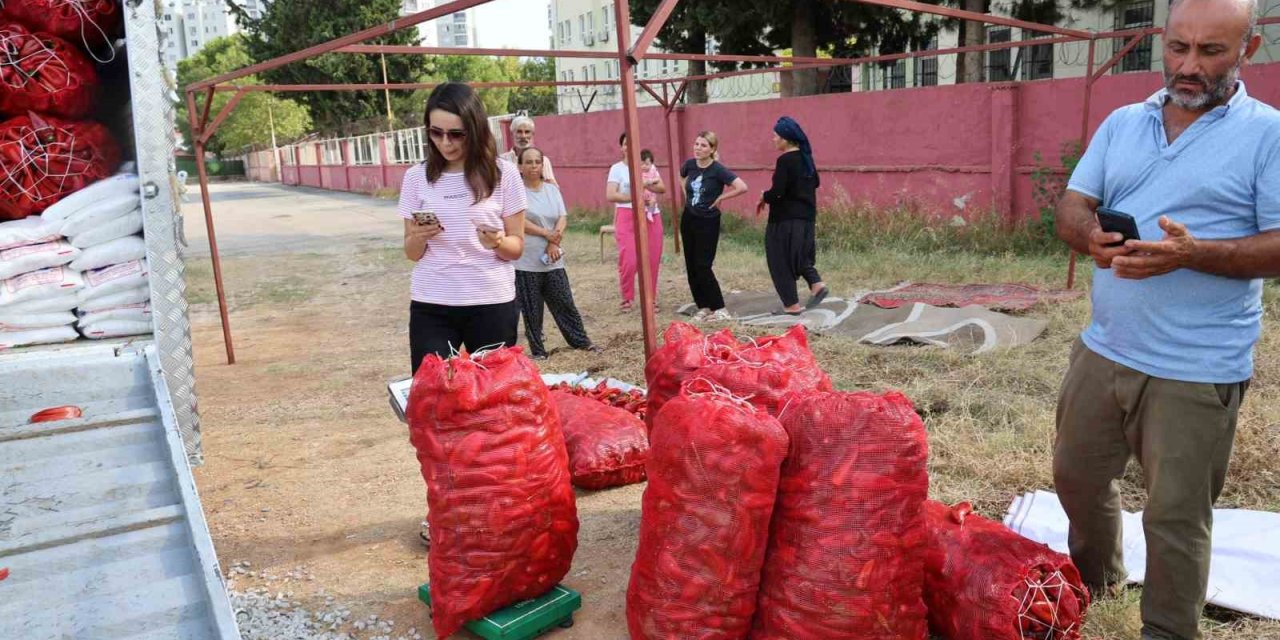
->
[418,583,581,640]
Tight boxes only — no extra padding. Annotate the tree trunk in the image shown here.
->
[687,31,708,104]
[957,0,987,84]
[791,0,819,96]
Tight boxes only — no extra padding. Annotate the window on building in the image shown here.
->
[986,26,1013,82]
[189,26,197,35]
[602,5,610,33]
[352,135,379,166]
[1021,31,1054,80]
[565,20,572,42]
[568,69,575,81]
[587,11,594,36]
[1113,0,1155,73]
[579,15,585,40]
[391,128,424,165]
[881,60,906,89]
[915,38,938,87]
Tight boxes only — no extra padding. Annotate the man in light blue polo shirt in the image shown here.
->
[1053,0,1280,637]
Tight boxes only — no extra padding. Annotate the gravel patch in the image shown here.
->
[229,562,423,640]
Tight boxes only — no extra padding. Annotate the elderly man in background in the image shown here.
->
[1052,0,1280,637]
[501,114,557,184]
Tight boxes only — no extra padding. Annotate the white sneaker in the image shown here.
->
[692,308,711,322]
[708,309,733,322]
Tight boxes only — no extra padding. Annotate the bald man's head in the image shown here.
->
[1169,0,1257,42]
[1163,0,1262,110]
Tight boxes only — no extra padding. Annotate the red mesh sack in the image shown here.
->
[0,22,98,118]
[752,390,930,639]
[1,0,122,59]
[922,500,1091,640]
[0,113,120,220]
[549,380,647,421]
[644,322,831,432]
[550,390,649,490]
[407,347,580,639]
[627,379,789,640]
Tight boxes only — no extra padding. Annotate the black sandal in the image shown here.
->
[773,308,803,316]
[805,287,830,309]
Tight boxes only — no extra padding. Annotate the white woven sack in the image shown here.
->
[0,267,85,306]
[70,210,143,249]
[76,285,149,313]
[0,326,79,350]
[60,194,142,237]
[0,216,61,250]
[79,319,152,339]
[0,292,78,313]
[42,174,140,223]
[78,303,151,327]
[0,311,76,331]
[77,260,149,304]
[69,235,146,272]
[0,240,81,280]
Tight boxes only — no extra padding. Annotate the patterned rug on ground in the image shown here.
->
[857,282,1083,313]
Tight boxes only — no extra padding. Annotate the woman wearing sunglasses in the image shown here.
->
[399,82,527,374]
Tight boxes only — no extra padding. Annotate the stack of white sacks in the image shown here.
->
[0,172,152,349]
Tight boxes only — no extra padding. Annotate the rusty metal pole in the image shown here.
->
[186,94,237,364]
[1067,38,1096,290]
[663,99,684,255]
[616,0,658,359]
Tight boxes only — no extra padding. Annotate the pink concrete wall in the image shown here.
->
[272,62,1280,221]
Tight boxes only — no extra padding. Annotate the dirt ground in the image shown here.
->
[184,182,1280,640]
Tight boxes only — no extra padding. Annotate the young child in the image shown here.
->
[640,149,662,222]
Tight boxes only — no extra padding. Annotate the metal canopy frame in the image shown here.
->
[186,0,1266,365]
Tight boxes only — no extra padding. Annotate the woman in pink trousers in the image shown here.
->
[606,133,666,312]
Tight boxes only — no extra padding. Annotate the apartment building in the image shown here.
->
[402,0,479,48]
[160,0,267,71]
[550,0,780,113]
[857,0,1280,91]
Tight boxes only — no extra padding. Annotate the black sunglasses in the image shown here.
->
[428,126,468,142]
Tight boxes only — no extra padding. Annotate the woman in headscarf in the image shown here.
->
[759,116,828,315]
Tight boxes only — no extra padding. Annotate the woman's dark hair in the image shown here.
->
[640,149,655,163]
[423,82,498,204]
[619,132,627,146]
[516,145,543,166]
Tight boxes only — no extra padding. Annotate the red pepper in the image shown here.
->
[29,405,82,423]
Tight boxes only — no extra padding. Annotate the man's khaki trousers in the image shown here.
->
[1054,340,1246,640]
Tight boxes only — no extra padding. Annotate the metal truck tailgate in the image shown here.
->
[0,344,239,640]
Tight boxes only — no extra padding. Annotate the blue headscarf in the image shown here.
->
[773,116,816,178]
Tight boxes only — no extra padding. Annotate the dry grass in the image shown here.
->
[187,216,1280,640]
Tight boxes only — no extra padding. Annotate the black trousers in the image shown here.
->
[409,300,518,374]
[680,212,725,311]
[515,269,593,357]
[765,219,823,308]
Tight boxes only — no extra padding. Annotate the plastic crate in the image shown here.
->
[417,583,581,640]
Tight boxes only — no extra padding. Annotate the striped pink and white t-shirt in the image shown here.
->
[397,159,527,306]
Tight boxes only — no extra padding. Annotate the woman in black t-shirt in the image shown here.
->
[759,116,828,314]
[680,130,748,322]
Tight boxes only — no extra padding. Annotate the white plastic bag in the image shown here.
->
[77,285,149,312]
[0,240,81,280]
[0,216,62,250]
[0,267,85,306]
[69,235,146,272]
[70,210,143,249]
[42,174,140,223]
[59,194,142,237]
[78,302,151,327]
[0,292,78,314]
[0,326,79,350]
[77,260,149,303]
[0,311,76,331]
[79,319,152,339]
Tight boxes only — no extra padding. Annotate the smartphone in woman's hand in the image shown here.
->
[412,210,439,227]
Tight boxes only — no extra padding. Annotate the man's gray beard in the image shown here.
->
[1164,62,1241,110]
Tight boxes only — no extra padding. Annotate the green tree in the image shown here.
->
[177,35,312,156]
[509,57,557,116]
[228,0,425,134]
[425,55,517,116]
